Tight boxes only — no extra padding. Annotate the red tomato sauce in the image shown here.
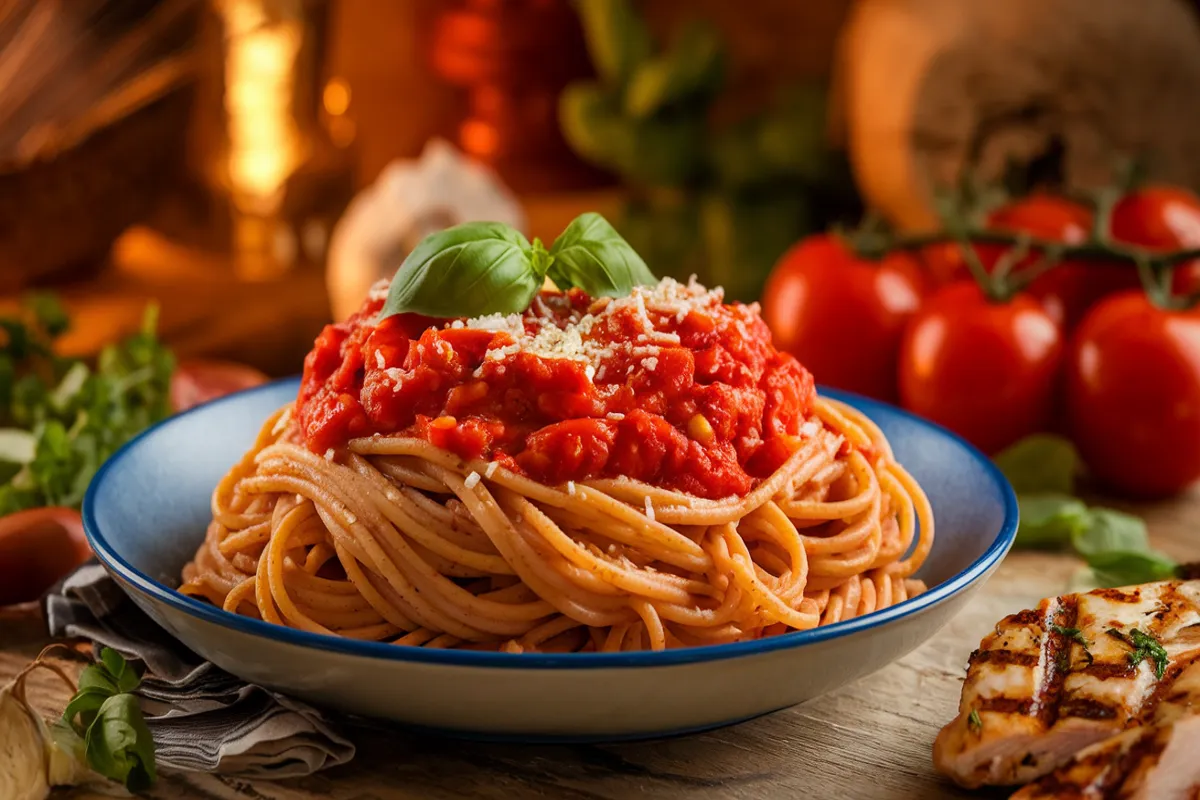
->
[296,280,816,499]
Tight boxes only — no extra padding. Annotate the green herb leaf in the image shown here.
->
[967,708,982,733]
[573,0,652,88]
[380,222,544,320]
[84,693,157,791]
[1050,624,1090,648]
[548,213,657,297]
[25,292,70,338]
[1015,493,1090,549]
[64,688,112,736]
[994,434,1078,495]
[624,20,724,119]
[1087,550,1179,588]
[100,647,141,695]
[1109,628,1169,680]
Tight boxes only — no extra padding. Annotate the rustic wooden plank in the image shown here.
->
[7,498,1197,799]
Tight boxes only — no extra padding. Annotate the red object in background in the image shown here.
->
[171,359,270,412]
[1066,291,1200,498]
[0,507,89,607]
[1110,185,1200,296]
[428,0,610,193]
[761,234,927,403]
[920,195,1134,330]
[898,282,1063,455]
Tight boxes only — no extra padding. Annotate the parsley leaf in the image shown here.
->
[1107,628,1169,680]
[0,296,173,514]
[1050,625,1090,648]
[967,708,982,733]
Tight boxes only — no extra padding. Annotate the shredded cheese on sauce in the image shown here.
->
[454,277,722,378]
[464,471,482,489]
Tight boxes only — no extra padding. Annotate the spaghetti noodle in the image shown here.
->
[181,277,934,653]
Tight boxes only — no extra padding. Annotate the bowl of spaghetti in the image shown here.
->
[83,217,1016,739]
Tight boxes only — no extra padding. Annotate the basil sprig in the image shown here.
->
[63,647,157,791]
[381,212,656,320]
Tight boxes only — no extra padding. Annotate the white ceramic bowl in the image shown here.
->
[84,379,1016,741]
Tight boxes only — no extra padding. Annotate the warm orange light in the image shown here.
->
[323,78,351,116]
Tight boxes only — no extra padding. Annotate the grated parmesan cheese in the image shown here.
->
[374,350,386,369]
[464,471,482,489]
[606,412,625,421]
[484,461,499,479]
[641,356,658,372]
[567,480,576,496]
[367,279,390,301]
[324,448,335,461]
[644,496,655,522]
[585,364,595,381]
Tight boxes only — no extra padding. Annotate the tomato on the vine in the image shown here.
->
[1066,291,1200,498]
[897,281,1063,454]
[1110,185,1200,296]
[919,195,1132,329]
[762,234,927,402]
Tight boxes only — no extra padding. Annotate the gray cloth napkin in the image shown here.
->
[43,562,356,778]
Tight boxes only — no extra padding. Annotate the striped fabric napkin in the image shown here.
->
[43,563,356,778]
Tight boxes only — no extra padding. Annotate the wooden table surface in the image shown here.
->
[3,490,1195,799]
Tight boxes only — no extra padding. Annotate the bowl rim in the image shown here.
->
[83,377,1018,670]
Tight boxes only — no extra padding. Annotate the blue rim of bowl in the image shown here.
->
[83,377,1018,670]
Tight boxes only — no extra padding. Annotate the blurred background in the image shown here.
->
[3,0,1200,377]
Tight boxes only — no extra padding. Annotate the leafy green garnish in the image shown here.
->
[994,434,1079,495]
[998,435,1180,589]
[1015,494,1090,549]
[547,213,656,297]
[967,708,982,733]
[381,213,657,321]
[0,297,174,515]
[63,648,157,790]
[1051,625,1090,648]
[573,0,651,89]
[1107,628,1169,680]
[624,19,724,119]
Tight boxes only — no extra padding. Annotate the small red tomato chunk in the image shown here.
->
[762,234,926,402]
[1065,291,1200,498]
[898,282,1063,454]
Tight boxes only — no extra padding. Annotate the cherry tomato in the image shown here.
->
[0,507,89,607]
[1066,291,1200,498]
[898,281,1063,454]
[921,195,1124,329]
[171,359,270,412]
[762,234,927,402]
[1110,185,1200,296]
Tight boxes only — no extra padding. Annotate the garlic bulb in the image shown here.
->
[326,138,526,321]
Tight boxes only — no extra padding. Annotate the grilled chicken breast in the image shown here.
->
[1012,654,1200,799]
[934,580,1200,788]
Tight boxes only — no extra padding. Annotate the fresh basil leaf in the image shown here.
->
[100,648,140,695]
[76,663,119,697]
[548,213,657,297]
[1072,508,1150,558]
[573,0,651,88]
[84,693,157,791]
[64,688,112,736]
[994,434,1078,495]
[380,222,543,319]
[1015,493,1090,549]
[1088,550,1180,588]
[625,20,724,119]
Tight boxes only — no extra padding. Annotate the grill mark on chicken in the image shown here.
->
[1092,587,1144,604]
[1057,696,1121,721]
[1083,662,1138,681]
[969,649,1040,668]
[1038,595,1079,729]
[978,696,1036,715]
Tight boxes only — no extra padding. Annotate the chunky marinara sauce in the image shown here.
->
[296,278,815,499]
